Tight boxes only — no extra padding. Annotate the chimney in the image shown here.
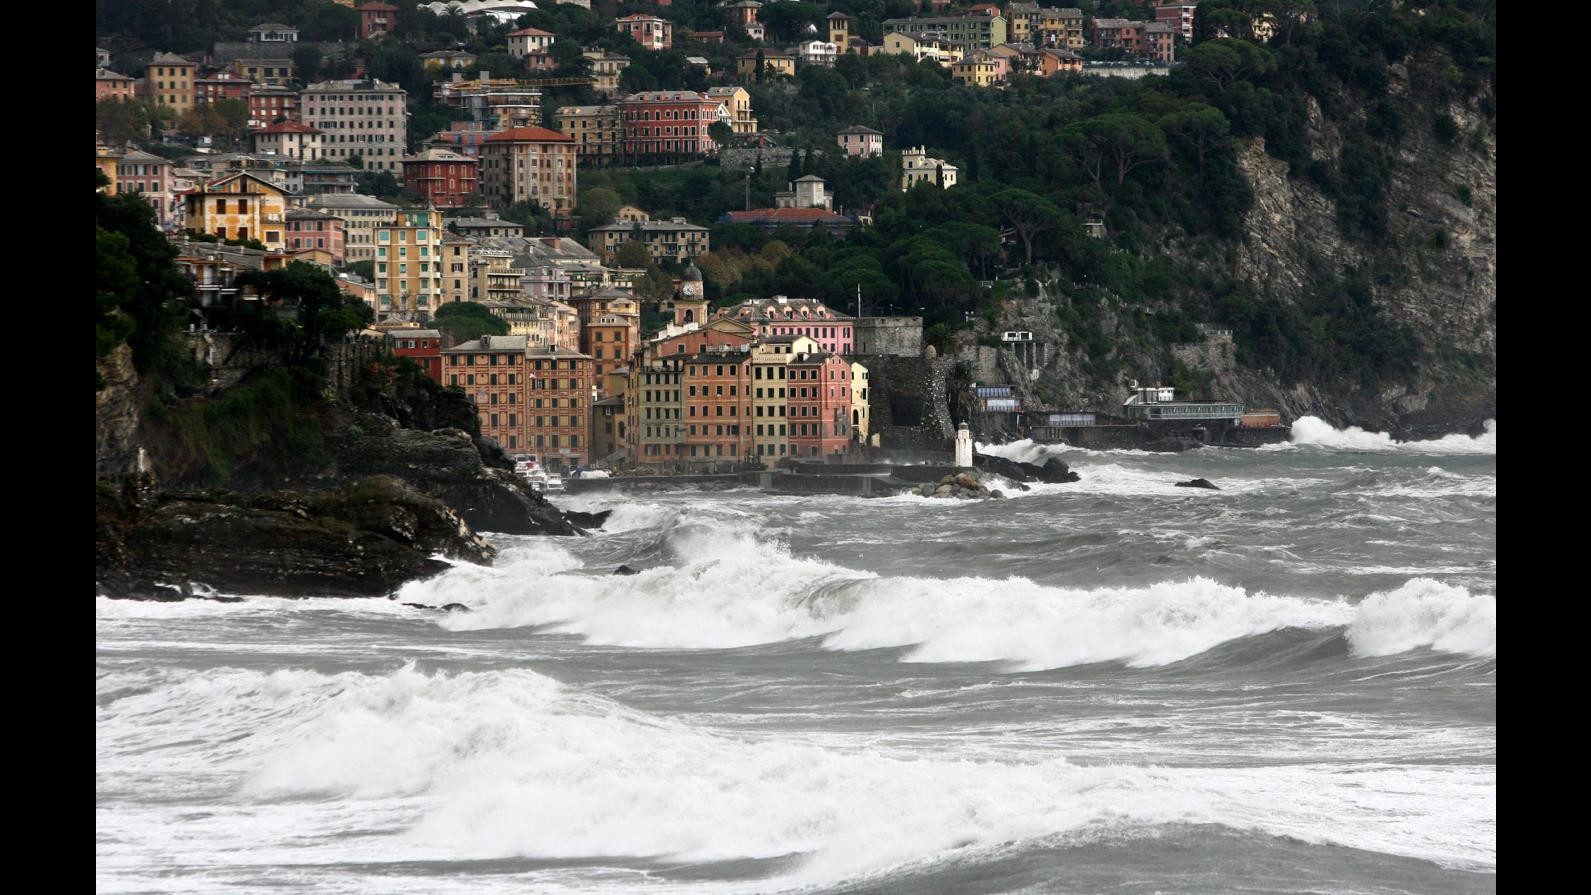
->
[451,72,462,83]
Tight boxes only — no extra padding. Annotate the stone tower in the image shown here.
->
[674,263,707,326]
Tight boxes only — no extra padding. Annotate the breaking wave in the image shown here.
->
[1346,579,1497,659]
[399,521,1494,668]
[98,663,1496,881]
[1290,418,1496,455]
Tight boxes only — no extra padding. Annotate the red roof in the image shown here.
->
[484,126,572,143]
[255,120,321,135]
[509,27,554,37]
[726,208,852,224]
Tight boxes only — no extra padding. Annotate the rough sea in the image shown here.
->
[96,417,1497,894]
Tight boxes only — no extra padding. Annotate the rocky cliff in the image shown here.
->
[980,51,1495,438]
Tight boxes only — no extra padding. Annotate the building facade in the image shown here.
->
[374,208,445,319]
[479,126,578,213]
[307,194,398,262]
[182,171,291,250]
[553,104,624,165]
[143,52,196,116]
[588,217,711,262]
[252,120,323,160]
[401,148,480,208]
[619,91,727,160]
[285,209,346,263]
[902,146,958,190]
[301,79,408,175]
[718,296,855,355]
[615,14,673,50]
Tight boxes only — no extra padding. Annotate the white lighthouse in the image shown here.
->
[955,423,973,469]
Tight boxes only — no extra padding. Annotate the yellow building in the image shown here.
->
[850,360,872,445]
[182,171,291,250]
[144,52,196,117]
[751,335,818,460]
[706,86,757,135]
[581,49,630,95]
[736,51,796,80]
[952,58,1000,87]
[96,147,122,192]
[374,208,445,320]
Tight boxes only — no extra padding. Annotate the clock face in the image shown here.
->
[683,283,700,298]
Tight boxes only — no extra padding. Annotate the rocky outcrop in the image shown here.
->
[323,413,578,536]
[96,475,493,599]
[1175,478,1220,490]
[911,470,1004,500]
[974,453,1079,484]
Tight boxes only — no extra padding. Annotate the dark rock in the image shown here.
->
[441,602,470,612]
[96,476,493,600]
[563,509,613,530]
[327,415,578,536]
[1175,478,1220,490]
[613,565,640,576]
[974,453,1079,484]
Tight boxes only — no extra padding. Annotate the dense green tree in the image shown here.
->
[578,187,622,229]
[434,301,510,342]
[96,99,151,146]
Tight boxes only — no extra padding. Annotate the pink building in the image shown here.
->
[787,350,854,458]
[116,149,176,228]
[1090,19,1145,54]
[615,14,673,51]
[718,296,854,356]
[1145,22,1176,63]
[96,68,137,102]
[285,209,346,264]
[836,125,884,158]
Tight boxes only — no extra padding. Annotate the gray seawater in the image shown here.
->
[96,420,1496,894]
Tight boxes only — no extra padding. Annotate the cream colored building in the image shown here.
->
[582,48,631,95]
[553,104,623,166]
[182,171,291,250]
[850,360,872,444]
[307,194,398,263]
[301,78,408,175]
[901,147,959,191]
[880,32,963,65]
[751,335,818,459]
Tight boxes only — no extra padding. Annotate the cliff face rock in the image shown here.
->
[1224,91,1496,434]
[96,475,493,599]
[96,344,145,479]
[995,59,1495,438]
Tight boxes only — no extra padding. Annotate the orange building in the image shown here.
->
[443,334,532,452]
[526,345,595,470]
[682,344,754,466]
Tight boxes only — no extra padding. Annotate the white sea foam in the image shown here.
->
[1346,579,1496,659]
[97,663,1495,883]
[413,521,1369,669]
[1291,417,1496,455]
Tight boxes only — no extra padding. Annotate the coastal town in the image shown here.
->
[97,0,1314,476]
